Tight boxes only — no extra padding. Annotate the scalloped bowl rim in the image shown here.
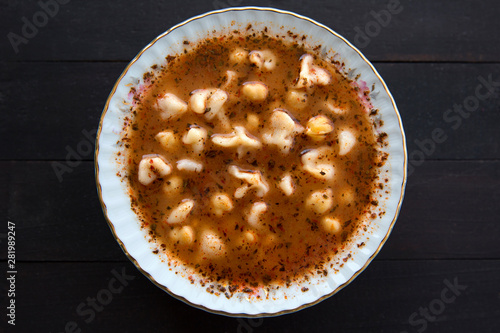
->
[95,6,407,317]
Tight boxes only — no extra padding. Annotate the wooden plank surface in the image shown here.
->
[1,161,124,262]
[2,160,499,262]
[1,62,499,160]
[7,260,500,332]
[1,1,499,331]
[1,0,499,62]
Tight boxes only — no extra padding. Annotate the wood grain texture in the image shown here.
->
[0,61,123,161]
[1,1,499,331]
[0,161,124,262]
[379,160,500,260]
[1,62,499,160]
[8,260,500,332]
[1,0,499,62]
[2,160,498,262]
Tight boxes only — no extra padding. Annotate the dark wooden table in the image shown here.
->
[1,1,499,332]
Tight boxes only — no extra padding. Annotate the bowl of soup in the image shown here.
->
[96,7,407,316]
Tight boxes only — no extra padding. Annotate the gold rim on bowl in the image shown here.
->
[95,6,408,317]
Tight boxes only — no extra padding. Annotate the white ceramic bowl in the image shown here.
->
[96,7,407,316]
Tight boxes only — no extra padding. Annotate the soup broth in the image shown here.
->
[123,32,385,290]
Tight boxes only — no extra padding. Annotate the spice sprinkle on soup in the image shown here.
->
[121,30,388,294]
